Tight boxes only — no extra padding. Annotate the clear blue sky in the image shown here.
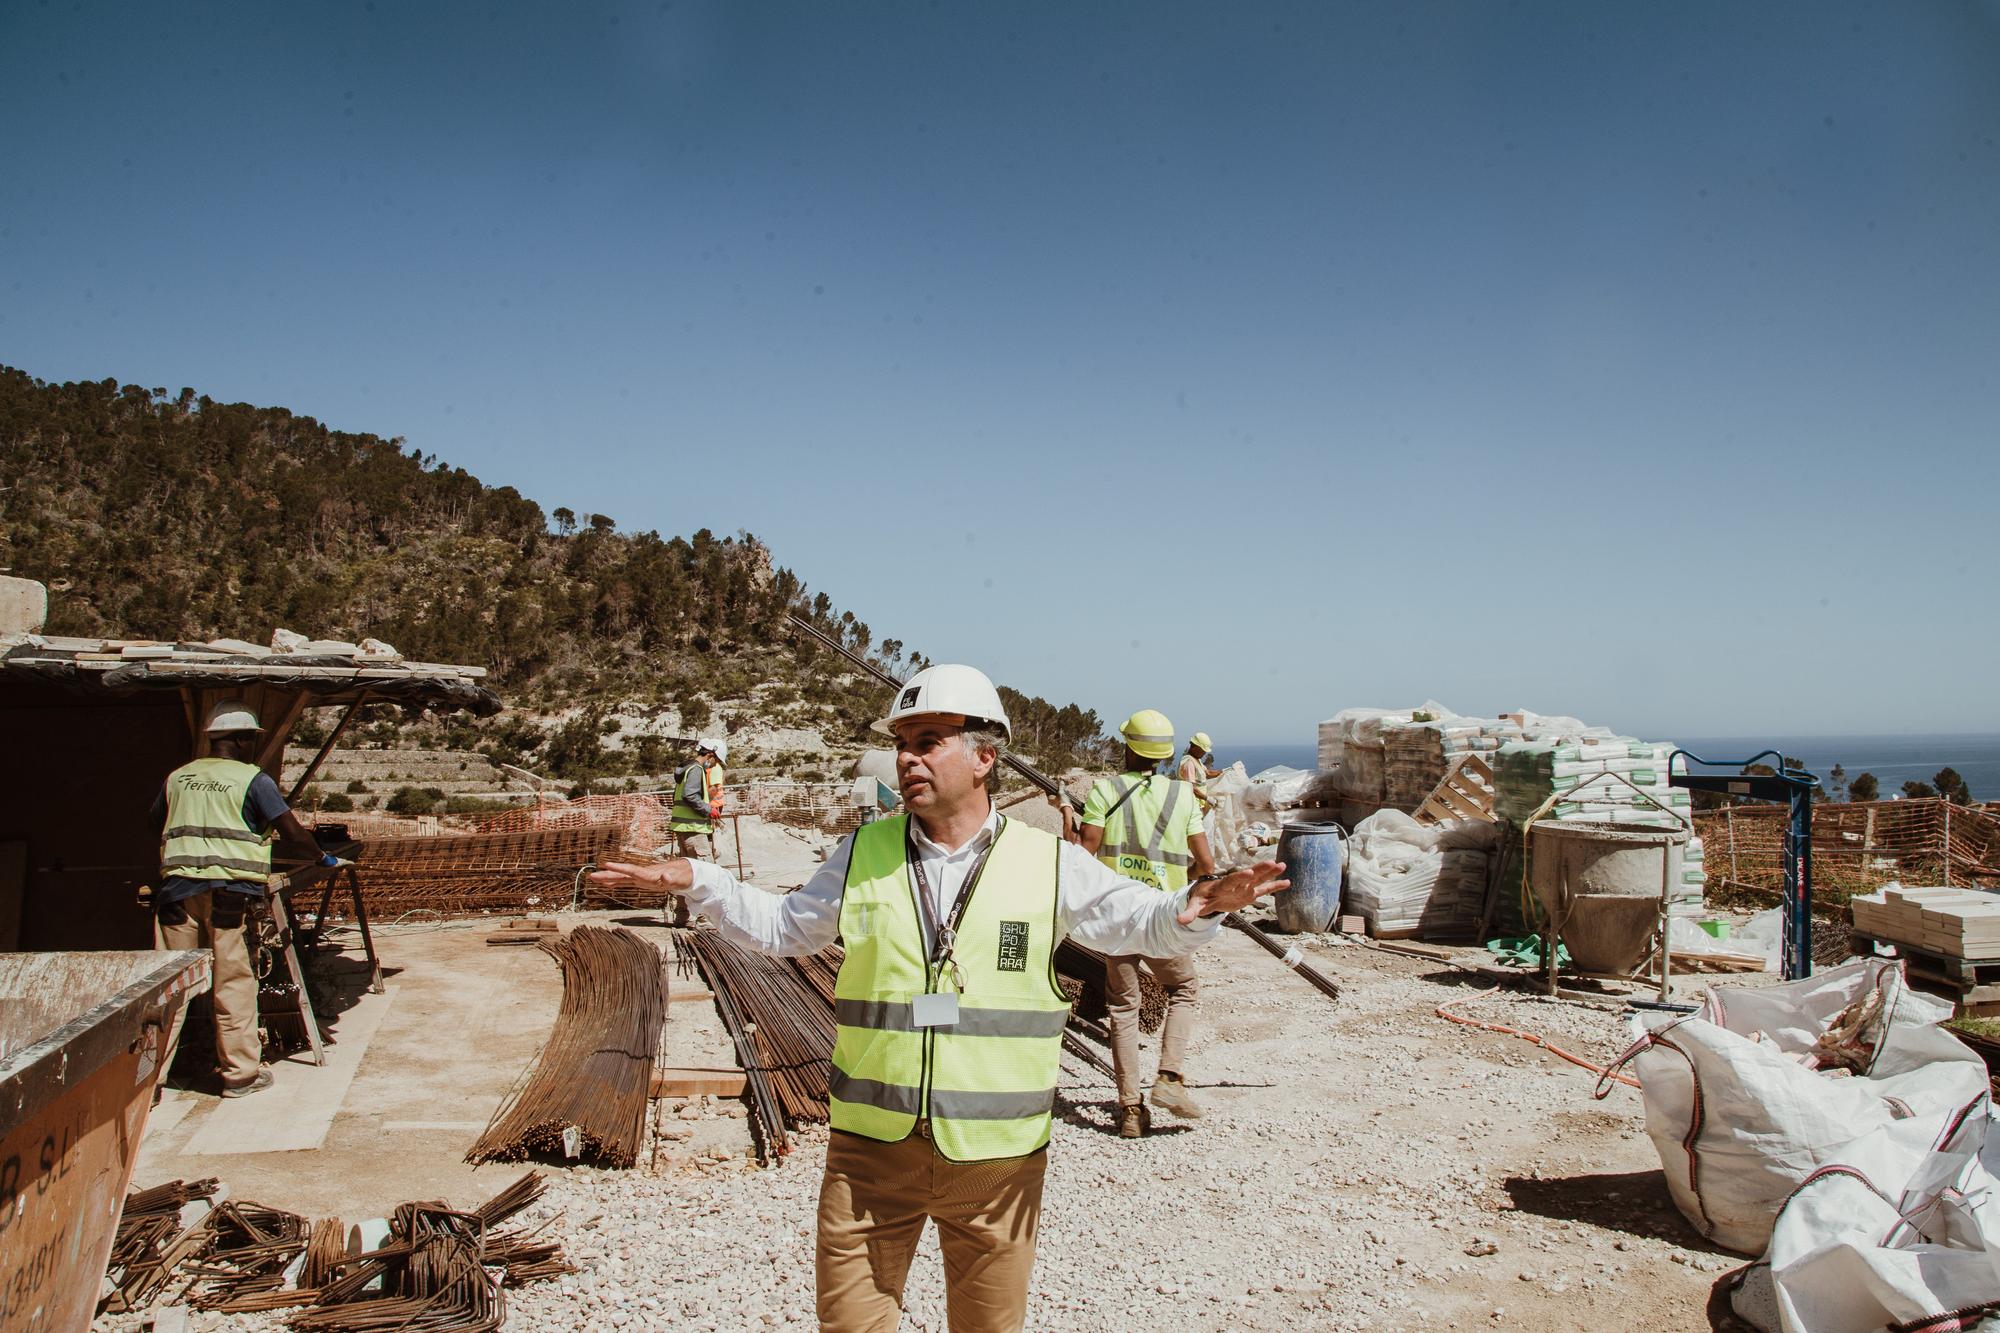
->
[5,2,1996,744]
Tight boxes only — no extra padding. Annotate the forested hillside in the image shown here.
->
[0,368,1108,774]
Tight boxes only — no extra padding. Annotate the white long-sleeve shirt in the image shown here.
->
[684,806,1222,959]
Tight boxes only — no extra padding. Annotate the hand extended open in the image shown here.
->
[589,859,695,896]
[1178,860,1290,926]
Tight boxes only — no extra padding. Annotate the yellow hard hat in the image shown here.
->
[1119,709,1176,761]
[1190,732,1212,754]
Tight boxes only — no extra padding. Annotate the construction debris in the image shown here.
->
[466,926,668,1168]
[99,1172,571,1327]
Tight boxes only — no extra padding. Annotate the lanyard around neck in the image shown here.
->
[907,817,1004,981]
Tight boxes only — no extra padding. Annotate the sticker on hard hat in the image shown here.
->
[899,686,921,710]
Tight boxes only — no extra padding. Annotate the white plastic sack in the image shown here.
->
[1732,1103,1998,1332]
[1609,959,1990,1255]
[1244,765,1315,810]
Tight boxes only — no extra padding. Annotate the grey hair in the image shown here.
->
[963,725,1006,792]
[962,725,1007,762]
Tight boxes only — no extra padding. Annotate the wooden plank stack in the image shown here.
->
[1850,885,2000,960]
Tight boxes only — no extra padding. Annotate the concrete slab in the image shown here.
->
[134,918,565,1216]
[128,908,776,1218]
[181,987,394,1155]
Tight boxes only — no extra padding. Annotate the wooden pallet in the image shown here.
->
[1852,930,2000,1015]
[1414,754,1497,826]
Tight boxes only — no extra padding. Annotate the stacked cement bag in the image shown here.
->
[1493,734,1705,916]
[1343,809,1497,941]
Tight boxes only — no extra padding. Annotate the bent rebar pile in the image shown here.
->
[98,1172,567,1331]
[465,926,667,1168]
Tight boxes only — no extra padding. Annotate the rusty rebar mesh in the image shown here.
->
[325,825,632,917]
[737,782,868,834]
[1694,798,2000,904]
[465,926,668,1168]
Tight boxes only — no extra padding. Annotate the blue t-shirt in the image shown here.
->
[152,771,291,903]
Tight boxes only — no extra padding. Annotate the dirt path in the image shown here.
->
[497,926,1737,1331]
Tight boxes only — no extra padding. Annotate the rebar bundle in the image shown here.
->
[465,926,668,1168]
[679,933,842,1163]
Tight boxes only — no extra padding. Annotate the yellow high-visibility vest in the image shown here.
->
[670,760,715,833]
[828,814,1070,1161]
[1089,772,1196,891]
[160,757,271,883]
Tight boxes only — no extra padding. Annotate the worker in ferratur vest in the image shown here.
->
[152,701,334,1098]
[1179,731,1223,813]
[663,737,727,926]
[1078,710,1216,1138]
[590,665,1288,1332]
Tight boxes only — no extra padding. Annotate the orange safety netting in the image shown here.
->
[1693,797,2000,902]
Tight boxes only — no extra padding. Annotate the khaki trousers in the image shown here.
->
[816,1130,1047,1333]
[1105,952,1200,1107]
[158,890,263,1086]
[668,831,715,925]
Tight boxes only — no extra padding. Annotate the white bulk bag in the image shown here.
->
[1603,959,1990,1255]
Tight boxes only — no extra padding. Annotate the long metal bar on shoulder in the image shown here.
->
[787,615,1080,810]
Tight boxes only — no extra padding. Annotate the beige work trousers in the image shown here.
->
[816,1130,1047,1333]
[158,890,263,1087]
[1105,952,1200,1107]
[667,831,715,925]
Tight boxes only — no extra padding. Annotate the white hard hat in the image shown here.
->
[873,664,1011,739]
[698,737,729,764]
[204,701,263,734]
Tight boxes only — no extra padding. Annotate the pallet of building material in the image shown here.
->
[1850,886,2000,959]
[465,925,667,1168]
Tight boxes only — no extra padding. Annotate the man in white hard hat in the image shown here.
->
[590,664,1289,1332]
[1078,710,1215,1137]
[662,736,728,925]
[151,701,332,1097]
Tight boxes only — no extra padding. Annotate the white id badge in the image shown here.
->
[911,992,960,1027]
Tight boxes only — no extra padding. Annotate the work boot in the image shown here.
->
[1150,1071,1202,1120]
[1117,1104,1151,1139]
[221,1068,274,1099]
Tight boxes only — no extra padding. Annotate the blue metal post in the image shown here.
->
[1783,784,1814,981]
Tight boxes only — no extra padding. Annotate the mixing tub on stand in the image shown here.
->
[1526,820,1687,999]
[1271,822,1345,934]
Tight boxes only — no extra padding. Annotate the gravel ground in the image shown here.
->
[105,923,1758,1332]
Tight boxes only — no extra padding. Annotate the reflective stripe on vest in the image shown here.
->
[161,757,271,884]
[1091,773,1194,891]
[829,814,1070,1162]
[670,760,713,832]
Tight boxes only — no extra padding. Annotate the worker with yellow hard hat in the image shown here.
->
[1179,731,1223,813]
[588,667,1290,1330]
[1077,708,1216,1138]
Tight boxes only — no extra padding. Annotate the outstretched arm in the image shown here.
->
[590,842,848,956]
